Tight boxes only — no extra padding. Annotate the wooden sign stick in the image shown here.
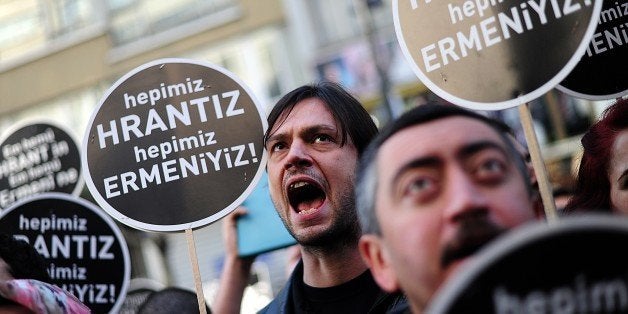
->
[518,103,558,223]
[186,228,207,314]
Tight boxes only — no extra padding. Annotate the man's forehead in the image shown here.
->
[270,98,339,133]
[377,116,507,170]
[385,115,502,147]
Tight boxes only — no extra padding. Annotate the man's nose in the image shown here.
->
[284,141,312,170]
[444,169,490,222]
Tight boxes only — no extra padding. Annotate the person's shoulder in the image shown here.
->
[386,300,411,314]
[257,287,289,314]
[362,269,408,314]
[257,302,275,314]
[369,291,409,314]
[257,268,297,314]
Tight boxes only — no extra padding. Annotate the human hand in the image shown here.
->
[222,206,255,266]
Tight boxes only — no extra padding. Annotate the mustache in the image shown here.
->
[440,215,506,268]
[283,168,323,185]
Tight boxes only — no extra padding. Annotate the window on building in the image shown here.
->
[107,0,237,46]
[187,29,286,107]
[308,0,361,44]
[306,0,393,45]
[0,0,102,64]
[0,0,44,62]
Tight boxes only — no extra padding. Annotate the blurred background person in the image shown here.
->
[213,207,255,314]
[565,98,627,214]
[138,287,211,314]
[0,234,50,283]
[0,233,90,313]
[552,186,574,212]
[214,206,301,314]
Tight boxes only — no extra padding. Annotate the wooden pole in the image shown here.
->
[186,228,207,314]
[518,103,558,223]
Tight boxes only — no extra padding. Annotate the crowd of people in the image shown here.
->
[1,231,210,314]
[0,81,625,313]
[214,83,627,314]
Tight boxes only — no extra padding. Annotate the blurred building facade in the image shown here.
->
[0,0,615,311]
[0,1,299,310]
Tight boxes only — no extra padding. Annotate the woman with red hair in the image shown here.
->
[565,98,628,213]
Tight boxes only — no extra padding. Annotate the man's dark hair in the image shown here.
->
[264,81,378,156]
[0,233,50,282]
[138,287,211,314]
[356,102,531,235]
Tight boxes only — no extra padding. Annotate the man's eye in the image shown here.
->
[477,159,506,179]
[484,159,504,172]
[313,134,332,143]
[405,177,437,198]
[271,142,286,152]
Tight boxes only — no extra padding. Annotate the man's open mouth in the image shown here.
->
[287,180,326,215]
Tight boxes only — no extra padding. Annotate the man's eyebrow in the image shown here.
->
[456,140,508,160]
[391,157,441,191]
[264,133,286,144]
[265,133,287,147]
[265,124,337,146]
[300,125,337,137]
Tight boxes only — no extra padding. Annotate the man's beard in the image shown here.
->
[286,191,360,254]
[440,214,506,268]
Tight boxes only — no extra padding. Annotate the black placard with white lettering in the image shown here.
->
[0,193,131,314]
[557,0,628,100]
[393,0,603,110]
[427,215,628,313]
[0,122,82,210]
[81,58,267,232]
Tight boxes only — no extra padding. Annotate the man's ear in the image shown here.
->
[359,234,400,292]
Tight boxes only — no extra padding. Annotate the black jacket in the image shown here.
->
[258,261,407,313]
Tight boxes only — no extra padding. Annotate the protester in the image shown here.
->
[565,98,628,214]
[0,279,90,314]
[213,207,255,314]
[505,125,542,217]
[0,233,90,313]
[356,103,540,313]
[0,234,50,283]
[214,206,302,313]
[216,81,405,313]
[138,287,210,314]
[552,186,574,212]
